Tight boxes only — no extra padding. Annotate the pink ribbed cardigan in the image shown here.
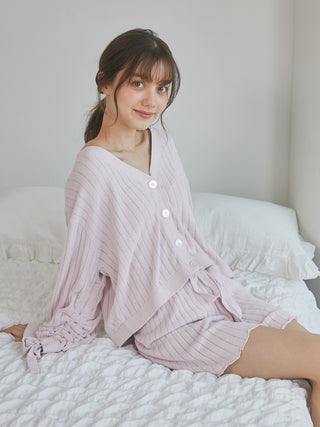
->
[23,126,237,373]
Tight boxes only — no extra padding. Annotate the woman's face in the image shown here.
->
[102,61,171,131]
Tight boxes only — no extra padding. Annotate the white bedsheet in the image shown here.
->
[0,259,319,426]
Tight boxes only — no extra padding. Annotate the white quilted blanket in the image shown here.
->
[1,259,319,426]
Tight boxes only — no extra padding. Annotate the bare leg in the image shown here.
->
[223,320,320,426]
[1,324,27,342]
[285,318,309,333]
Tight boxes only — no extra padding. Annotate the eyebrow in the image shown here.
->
[132,74,171,85]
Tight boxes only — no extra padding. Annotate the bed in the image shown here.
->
[0,187,319,426]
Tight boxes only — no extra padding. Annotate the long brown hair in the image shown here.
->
[84,28,181,143]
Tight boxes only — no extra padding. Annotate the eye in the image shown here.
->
[132,81,144,88]
[158,86,169,93]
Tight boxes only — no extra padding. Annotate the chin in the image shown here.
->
[134,122,152,131]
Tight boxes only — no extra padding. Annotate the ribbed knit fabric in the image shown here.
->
[23,126,236,373]
[22,126,294,374]
[134,265,295,376]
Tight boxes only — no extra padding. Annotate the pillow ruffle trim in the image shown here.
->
[0,242,62,264]
[216,248,320,280]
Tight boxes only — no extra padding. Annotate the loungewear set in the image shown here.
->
[23,126,295,374]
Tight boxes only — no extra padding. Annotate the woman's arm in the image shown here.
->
[6,151,110,373]
[22,220,106,373]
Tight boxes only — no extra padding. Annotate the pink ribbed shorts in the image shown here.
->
[134,265,295,377]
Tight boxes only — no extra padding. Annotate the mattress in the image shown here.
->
[1,258,319,426]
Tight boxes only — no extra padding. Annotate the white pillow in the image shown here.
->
[0,187,66,263]
[1,187,319,280]
[191,192,319,280]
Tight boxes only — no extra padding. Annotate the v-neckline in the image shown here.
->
[81,127,157,179]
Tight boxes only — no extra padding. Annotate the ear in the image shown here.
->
[101,85,111,96]
[100,84,113,96]
[98,72,113,96]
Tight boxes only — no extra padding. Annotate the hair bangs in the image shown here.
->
[132,54,175,85]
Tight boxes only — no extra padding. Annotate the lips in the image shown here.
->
[134,110,154,119]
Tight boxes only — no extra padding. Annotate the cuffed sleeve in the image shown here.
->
[22,220,105,373]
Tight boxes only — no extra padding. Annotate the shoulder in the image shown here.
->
[65,149,110,225]
[71,145,112,180]
[65,146,114,199]
[77,143,104,163]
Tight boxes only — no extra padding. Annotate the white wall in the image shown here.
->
[289,1,320,305]
[0,0,293,206]
[1,1,319,303]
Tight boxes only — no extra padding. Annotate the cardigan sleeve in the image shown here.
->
[22,219,106,373]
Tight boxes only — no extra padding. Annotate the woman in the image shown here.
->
[2,28,320,425]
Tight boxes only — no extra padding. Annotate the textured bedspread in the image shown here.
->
[1,259,319,426]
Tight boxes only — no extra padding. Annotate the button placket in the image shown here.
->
[150,179,186,252]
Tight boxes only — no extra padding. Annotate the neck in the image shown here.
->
[96,111,147,152]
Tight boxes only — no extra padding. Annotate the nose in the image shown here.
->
[142,88,156,108]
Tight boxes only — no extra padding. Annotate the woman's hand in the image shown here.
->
[1,324,28,342]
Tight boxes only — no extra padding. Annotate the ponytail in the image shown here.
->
[84,98,105,143]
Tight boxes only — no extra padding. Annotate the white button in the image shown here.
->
[175,239,183,247]
[189,259,200,267]
[149,180,157,189]
[162,209,170,218]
